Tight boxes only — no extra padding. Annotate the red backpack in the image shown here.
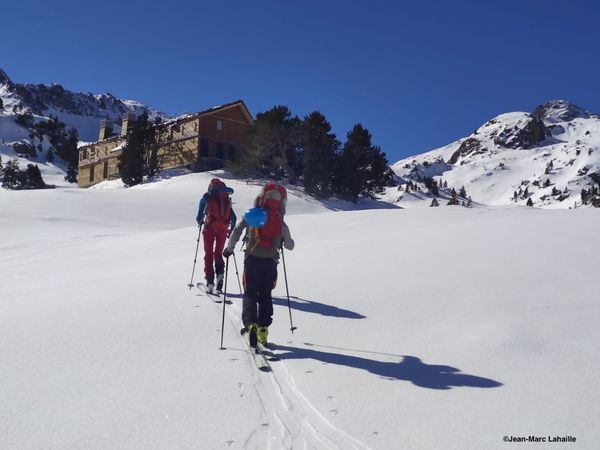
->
[204,179,232,230]
[250,183,287,249]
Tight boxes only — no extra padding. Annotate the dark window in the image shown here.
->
[89,164,95,182]
[200,139,209,157]
[216,143,224,159]
[228,145,236,161]
[103,161,108,179]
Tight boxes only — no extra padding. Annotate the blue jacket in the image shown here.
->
[196,187,236,230]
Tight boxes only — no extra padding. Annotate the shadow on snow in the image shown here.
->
[273,295,366,319]
[273,344,502,390]
[221,294,366,320]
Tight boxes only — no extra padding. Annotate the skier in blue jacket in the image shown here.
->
[196,179,236,292]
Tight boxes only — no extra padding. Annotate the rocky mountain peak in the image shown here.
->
[0,68,14,88]
[448,112,550,164]
[533,100,592,123]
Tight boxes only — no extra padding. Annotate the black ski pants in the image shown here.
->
[242,255,277,328]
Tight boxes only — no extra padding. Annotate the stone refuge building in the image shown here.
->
[77,100,253,187]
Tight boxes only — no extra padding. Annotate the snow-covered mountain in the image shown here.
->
[0,68,165,141]
[0,68,168,187]
[388,100,600,209]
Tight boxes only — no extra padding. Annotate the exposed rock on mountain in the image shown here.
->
[389,101,600,209]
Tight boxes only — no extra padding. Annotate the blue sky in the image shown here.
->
[3,0,599,162]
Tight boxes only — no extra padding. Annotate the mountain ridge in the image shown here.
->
[388,100,600,209]
[0,68,167,142]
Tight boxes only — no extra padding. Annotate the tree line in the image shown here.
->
[0,156,46,189]
[226,106,393,202]
[120,106,393,203]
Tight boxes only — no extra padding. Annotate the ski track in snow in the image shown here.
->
[4,171,600,449]
[201,289,370,449]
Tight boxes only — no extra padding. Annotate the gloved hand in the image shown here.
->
[223,248,233,259]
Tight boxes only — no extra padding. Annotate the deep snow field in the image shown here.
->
[1,170,599,449]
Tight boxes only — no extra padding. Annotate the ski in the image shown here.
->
[196,282,231,303]
[257,343,279,362]
[240,328,272,372]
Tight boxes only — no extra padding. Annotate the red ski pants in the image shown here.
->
[203,226,228,282]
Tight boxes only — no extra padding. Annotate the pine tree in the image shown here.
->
[64,165,78,184]
[430,198,439,207]
[147,116,163,178]
[120,112,150,186]
[301,111,339,199]
[232,105,302,181]
[459,185,467,198]
[447,188,459,205]
[25,164,45,189]
[335,124,391,202]
[424,177,439,196]
[63,128,79,183]
[526,198,534,207]
[2,158,21,189]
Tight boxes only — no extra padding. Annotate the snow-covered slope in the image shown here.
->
[2,170,599,449]
[390,100,600,209]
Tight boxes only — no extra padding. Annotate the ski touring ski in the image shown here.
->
[240,328,272,372]
[196,283,231,304]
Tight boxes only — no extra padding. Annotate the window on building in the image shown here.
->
[89,164,95,182]
[217,120,223,131]
[103,161,108,179]
[216,143,224,160]
[228,145,236,161]
[200,139,209,157]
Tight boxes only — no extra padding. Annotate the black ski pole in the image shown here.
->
[187,226,202,289]
[220,256,230,349]
[232,252,243,295]
[281,245,297,333]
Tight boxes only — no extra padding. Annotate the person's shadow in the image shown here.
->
[272,296,366,319]
[273,344,502,390]
[223,293,367,319]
